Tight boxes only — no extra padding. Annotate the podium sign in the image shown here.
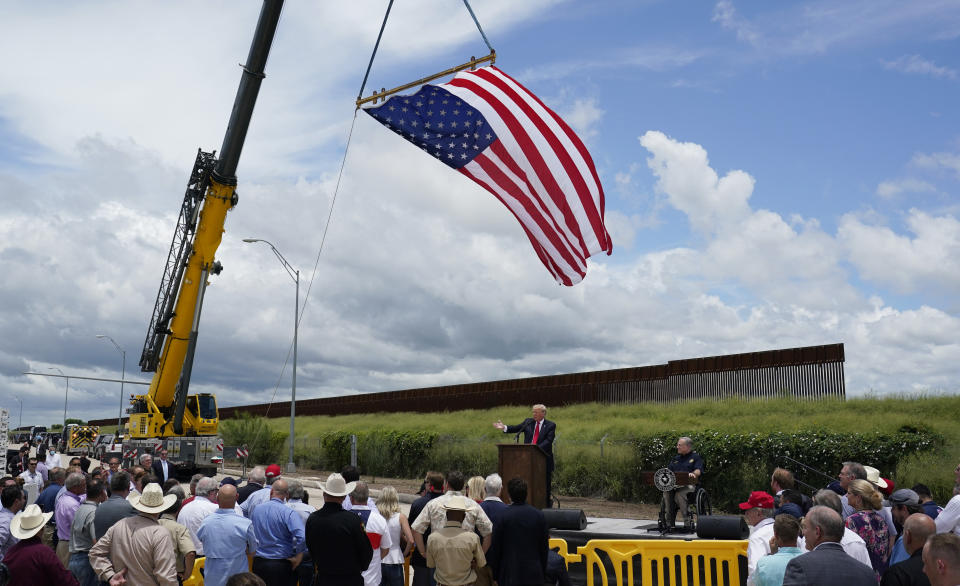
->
[497,443,547,509]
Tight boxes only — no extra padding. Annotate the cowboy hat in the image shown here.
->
[129,483,177,514]
[864,466,888,489]
[443,495,469,511]
[10,504,53,540]
[321,473,356,497]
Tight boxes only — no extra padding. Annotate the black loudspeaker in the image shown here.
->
[542,508,587,530]
[696,515,749,539]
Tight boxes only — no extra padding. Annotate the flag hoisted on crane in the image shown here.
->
[363,66,612,286]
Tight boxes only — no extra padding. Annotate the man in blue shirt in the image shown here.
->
[35,468,64,513]
[755,514,805,586]
[249,478,305,585]
[34,467,64,548]
[197,484,258,586]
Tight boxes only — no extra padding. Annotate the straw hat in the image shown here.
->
[10,504,53,540]
[322,473,356,497]
[129,483,177,514]
[443,495,469,511]
[864,466,888,489]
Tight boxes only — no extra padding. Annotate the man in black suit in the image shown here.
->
[488,477,548,586]
[151,449,173,483]
[493,404,556,506]
[305,472,373,586]
[783,505,877,586]
[237,467,266,504]
[881,513,935,586]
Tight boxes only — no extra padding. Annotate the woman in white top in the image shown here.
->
[377,485,415,586]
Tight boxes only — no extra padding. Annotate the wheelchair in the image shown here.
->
[656,474,712,533]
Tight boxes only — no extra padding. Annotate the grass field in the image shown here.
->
[257,394,960,504]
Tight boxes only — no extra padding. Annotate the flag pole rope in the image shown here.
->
[244,110,359,451]
[357,0,395,103]
[462,0,494,54]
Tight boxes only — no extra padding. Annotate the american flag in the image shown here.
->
[364,66,612,286]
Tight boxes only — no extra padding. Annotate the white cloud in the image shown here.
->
[912,151,960,178]
[876,178,937,198]
[712,0,763,47]
[561,98,605,141]
[709,0,960,58]
[882,55,958,80]
[639,130,752,235]
[838,209,960,294]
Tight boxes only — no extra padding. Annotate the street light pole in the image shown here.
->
[14,396,22,429]
[49,367,68,428]
[96,335,127,435]
[243,238,299,473]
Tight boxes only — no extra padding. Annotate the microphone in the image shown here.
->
[515,418,532,443]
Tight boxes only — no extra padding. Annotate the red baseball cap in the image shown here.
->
[265,464,282,479]
[738,491,775,510]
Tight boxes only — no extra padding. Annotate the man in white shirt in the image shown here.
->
[741,490,776,578]
[17,459,43,487]
[178,477,243,555]
[812,489,873,568]
[349,482,392,586]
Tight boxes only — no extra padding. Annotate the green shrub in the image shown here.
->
[632,427,944,511]
[220,413,288,465]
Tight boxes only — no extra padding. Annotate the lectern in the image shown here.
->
[497,443,547,509]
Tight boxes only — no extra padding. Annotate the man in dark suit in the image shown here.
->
[881,513,935,586]
[151,449,173,483]
[493,404,556,506]
[488,477,548,586]
[479,473,508,528]
[238,467,266,504]
[783,506,877,586]
[305,473,373,586]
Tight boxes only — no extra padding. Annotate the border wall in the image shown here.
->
[90,343,844,426]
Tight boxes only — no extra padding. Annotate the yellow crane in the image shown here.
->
[123,0,284,476]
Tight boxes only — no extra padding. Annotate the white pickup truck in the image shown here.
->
[93,433,124,461]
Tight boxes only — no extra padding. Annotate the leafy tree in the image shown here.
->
[219,413,287,465]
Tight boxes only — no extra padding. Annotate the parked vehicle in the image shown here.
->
[93,433,122,461]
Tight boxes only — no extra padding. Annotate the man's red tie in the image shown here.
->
[532,421,540,444]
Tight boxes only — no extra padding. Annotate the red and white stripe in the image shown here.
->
[445,66,612,286]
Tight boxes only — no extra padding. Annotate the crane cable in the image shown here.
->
[242,0,494,460]
[357,0,495,101]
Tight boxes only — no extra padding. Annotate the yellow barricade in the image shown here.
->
[182,556,205,586]
[550,538,748,586]
[183,554,254,586]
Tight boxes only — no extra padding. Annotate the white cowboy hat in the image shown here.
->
[443,495,469,511]
[864,466,888,489]
[321,473,357,497]
[10,504,53,540]
[129,483,177,514]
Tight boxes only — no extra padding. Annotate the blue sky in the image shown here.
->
[0,0,958,425]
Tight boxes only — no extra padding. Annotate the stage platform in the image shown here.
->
[551,515,700,544]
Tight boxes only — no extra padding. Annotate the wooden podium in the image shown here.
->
[497,443,547,509]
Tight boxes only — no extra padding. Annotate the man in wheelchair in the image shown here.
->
[663,436,705,529]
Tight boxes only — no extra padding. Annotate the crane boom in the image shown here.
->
[128,0,284,465]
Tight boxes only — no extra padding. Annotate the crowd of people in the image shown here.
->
[0,444,557,586]
[738,459,960,586]
[3,427,960,586]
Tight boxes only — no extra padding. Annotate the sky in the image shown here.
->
[1,0,958,426]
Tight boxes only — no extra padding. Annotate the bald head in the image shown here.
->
[270,478,289,500]
[218,484,238,508]
[903,513,936,555]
